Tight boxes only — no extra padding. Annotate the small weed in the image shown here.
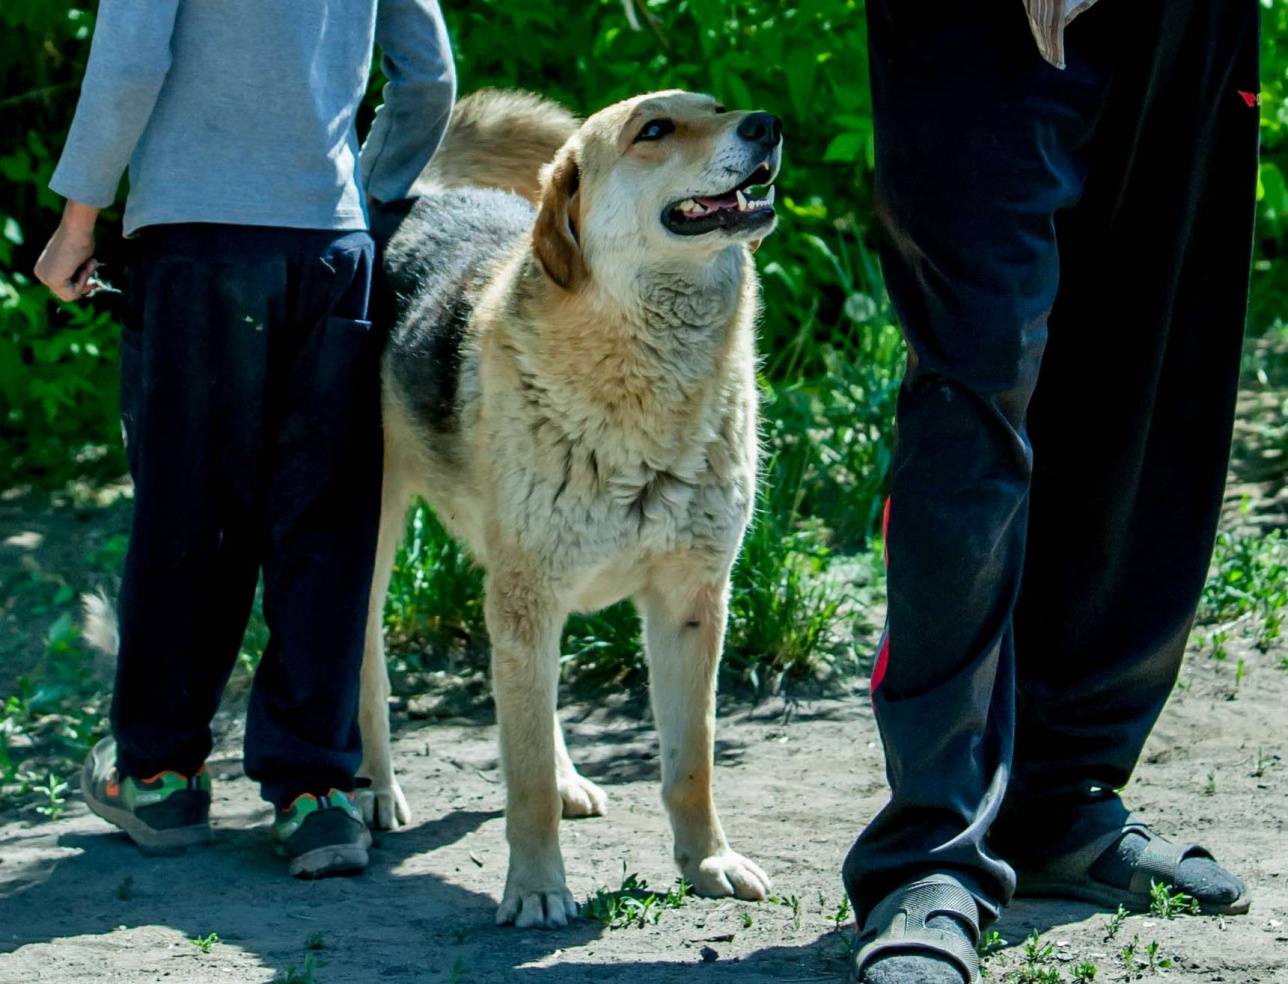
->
[1252,746,1276,778]
[581,867,691,930]
[115,876,134,901]
[1208,629,1229,661]
[448,957,466,984]
[976,928,1006,961]
[770,893,802,930]
[191,932,219,954]
[1145,940,1173,972]
[1022,929,1055,965]
[1104,904,1129,941]
[1235,657,1247,689]
[1121,937,1137,966]
[1017,964,1062,983]
[1201,530,1288,649]
[304,932,326,951]
[1148,880,1200,919]
[830,894,851,931]
[1014,930,1060,983]
[1202,771,1217,796]
[273,953,318,984]
[1073,961,1099,981]
[32,772,68,820]
[741,910,754,929]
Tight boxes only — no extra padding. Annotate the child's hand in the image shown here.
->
[35,200,101,302]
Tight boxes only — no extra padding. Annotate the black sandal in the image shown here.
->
[853,874,981,984]
[1012,813,1250,915]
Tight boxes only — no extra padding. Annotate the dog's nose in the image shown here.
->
[737,112,783,148]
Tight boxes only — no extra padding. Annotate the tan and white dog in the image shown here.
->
[362,88,784,928]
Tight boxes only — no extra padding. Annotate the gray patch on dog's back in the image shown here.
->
[384,189,535,436]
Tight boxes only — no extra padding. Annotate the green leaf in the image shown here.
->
[822,131,864,163]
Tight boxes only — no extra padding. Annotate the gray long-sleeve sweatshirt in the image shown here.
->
[50,0,456,236]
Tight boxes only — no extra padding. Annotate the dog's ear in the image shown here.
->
[533,147,586,290]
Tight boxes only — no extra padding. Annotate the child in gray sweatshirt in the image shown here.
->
[35,0,455,879]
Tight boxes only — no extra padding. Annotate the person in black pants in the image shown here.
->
[846,2,1261,982]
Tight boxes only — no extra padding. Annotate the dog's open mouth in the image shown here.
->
[663,162,777,236]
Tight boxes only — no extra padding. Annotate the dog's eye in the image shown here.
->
[635,119,675,142]
[714,104,728,114]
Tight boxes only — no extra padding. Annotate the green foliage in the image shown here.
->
[1200,530,1287,650]
[0,601,107,811]
[1147,880,1200,920]
[383,502,486,664]
[272,953,319,984]
[581,867,692,928]
[0,3,128,484]
[190,932,219,955]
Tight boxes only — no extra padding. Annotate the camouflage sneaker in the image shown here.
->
[81,737,213,852]
[273,789,371,879]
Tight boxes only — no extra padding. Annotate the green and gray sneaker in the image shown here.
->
[81,737,213,852]
[273,789,371,879]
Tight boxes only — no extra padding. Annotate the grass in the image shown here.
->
[273,954,319,984]
[1199,530,1288,652]
[31,771,68,819]
[1103,905,1130,942]
[190,932,219,954]
[580,867,693,930]
[1119,936,1173,977]
[768,892,803,930]
[1148,880,1200,920]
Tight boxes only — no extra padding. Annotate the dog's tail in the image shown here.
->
[414,88,579,206]
[81,590,121,657]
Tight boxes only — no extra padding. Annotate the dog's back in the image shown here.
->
[380,89,577,443]
[383,188,531,440]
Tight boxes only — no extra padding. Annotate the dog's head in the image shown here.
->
[533,90,782,291]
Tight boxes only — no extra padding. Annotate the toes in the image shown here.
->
[500,890,579,929]
[691,852,772,900]
[357,785,411,830]
[560,776,608,819]
[496,894,520,926]
[727,858,772,900]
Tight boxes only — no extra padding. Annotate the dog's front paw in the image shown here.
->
[357,778,411,830]
[558,771,608,819]
[684,849,772,901]
[497,857,578,929]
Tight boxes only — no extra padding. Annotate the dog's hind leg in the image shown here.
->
[356,472,413,830]
[638,561,771,901]
[487,557,578,928]
[554,713,608,818]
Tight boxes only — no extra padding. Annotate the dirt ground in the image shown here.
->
[0,621,1285,983]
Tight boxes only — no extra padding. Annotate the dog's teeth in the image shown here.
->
[735,189,749,212]
[766,186,775,206]
[678,199,696,211]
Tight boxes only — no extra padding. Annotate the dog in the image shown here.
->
[361,88,783,927]
[84,86,783,929]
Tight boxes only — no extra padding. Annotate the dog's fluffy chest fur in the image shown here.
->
[476,263,758,604]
